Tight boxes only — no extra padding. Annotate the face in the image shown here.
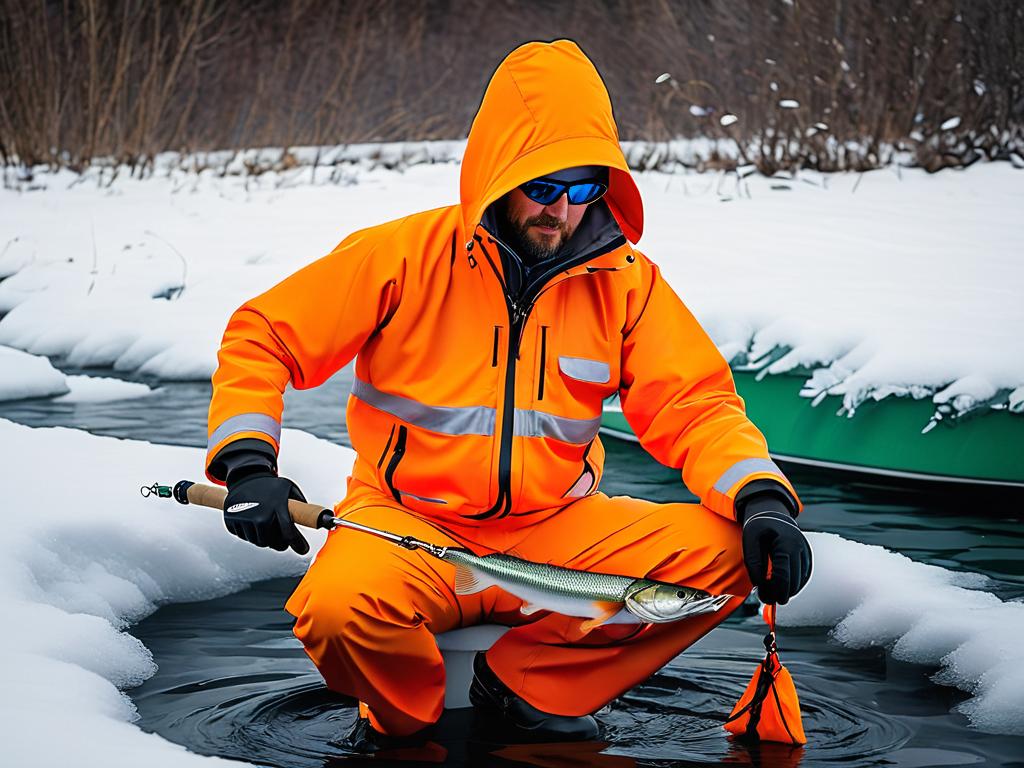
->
[502,186,591,261]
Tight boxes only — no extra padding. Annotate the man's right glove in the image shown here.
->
[223,467,310,555]
[738,490,812,605]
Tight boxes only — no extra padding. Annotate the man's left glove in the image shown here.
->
[223,467,310,555]
[737,489,812,605]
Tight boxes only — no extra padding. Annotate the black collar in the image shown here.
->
[480,198,625,291]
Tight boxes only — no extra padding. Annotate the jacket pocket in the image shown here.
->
[557,355,615,413]
[558,356,611,384]
[382,425,449,506]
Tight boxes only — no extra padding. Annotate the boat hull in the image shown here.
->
[601,371,1024,489]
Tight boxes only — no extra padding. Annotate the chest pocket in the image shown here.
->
[558,355,616,409]
[559,356,610,384]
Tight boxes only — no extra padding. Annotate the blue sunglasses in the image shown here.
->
[519,176,609,206]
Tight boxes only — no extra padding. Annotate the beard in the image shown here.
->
[499,203,573,265]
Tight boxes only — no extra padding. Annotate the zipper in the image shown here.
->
[491,326,500,367]
[466,232,626,520]
[467,243,521,519]
[383,425,408,503]
[537,326,547,400]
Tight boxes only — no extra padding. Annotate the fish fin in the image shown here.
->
[452,564,491,595]
[564,621,590,642]
[519,601,545,616]
[573,601,623,636]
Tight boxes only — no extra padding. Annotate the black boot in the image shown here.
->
[469,652,600,741]
[336,716,439,757]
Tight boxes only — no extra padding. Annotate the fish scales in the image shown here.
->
[425,545,729,626]
[444,549,640,601]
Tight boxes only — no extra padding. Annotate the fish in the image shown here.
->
[440,547,733,634]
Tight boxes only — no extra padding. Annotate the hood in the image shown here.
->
[460,40,644,244]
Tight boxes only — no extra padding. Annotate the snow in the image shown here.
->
[54,375,154,403]
[0,345,68,400]
[638,163,1024,421]
[781,533,1024,735]
[0,346,152,403]
[0,418,352,766]
[0,156,1020,423]
[0,417,1020,768]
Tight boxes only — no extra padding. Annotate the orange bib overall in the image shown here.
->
[206,40,800,736]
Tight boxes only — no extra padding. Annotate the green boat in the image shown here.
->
[601,370,1024,490]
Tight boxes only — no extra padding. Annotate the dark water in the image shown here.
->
[2,366,1023,767]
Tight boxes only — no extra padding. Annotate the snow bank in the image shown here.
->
[0,162,451,381]
[785,532,1024,735]
[640,163,1024,422]
[0,345,68,400]
[0,347,153,403]
[0,160,1021,424]
[0,419,354,767]
[4,139,741,182]
[54,375,154,403]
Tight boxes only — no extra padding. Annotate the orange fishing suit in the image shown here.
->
[206,40,801,736]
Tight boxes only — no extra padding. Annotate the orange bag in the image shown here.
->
[724,604,807,745]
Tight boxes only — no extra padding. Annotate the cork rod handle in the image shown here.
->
[179,481,329,529]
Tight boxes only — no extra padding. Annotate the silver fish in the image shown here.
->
[442,548,733,631]
[329,517,732,633]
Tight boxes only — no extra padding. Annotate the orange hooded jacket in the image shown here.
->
[206,39,800,525]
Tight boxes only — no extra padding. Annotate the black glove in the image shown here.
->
[223,468,310,555]
[738,490,812,605]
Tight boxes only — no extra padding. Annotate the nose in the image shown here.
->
[544,192,569,220]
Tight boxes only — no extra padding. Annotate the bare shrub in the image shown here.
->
[0,0,1021,172]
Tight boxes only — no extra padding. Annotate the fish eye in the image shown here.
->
[676,590,687,598]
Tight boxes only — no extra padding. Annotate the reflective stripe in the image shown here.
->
[513,409,601,444]
[352,377,601,444]
[352,377,496,436]
[208,413,281,452]
[558,356,611,384]
[713,457,785,495]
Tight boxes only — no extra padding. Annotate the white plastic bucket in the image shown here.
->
[434,625,509,708]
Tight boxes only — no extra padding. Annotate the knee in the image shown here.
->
[290,581,385,654]
[648,505,751,596]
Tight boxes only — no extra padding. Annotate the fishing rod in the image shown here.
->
[141,479,734,627]
[140,480,449,558]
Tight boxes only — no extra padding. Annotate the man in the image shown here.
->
[206,40,812,751]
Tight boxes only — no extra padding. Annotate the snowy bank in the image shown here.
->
[0,345,68,400]
[0,160,1021,425]
[0,419,353,767]
[642,165,1024,423]
[1,138,745,183]
[0,419,1020,768]
[54,374,154,403]
[0,346,154,403]
[781,533,1023,735]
